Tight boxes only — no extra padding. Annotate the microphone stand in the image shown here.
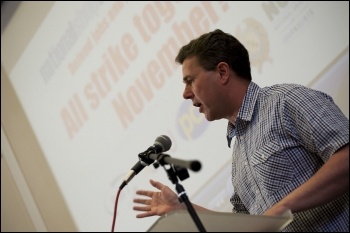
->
[152,153,206,232]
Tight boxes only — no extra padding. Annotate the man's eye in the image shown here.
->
[184,78,194,85]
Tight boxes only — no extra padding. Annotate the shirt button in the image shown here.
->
[261,155,265,159]
[244,162,248,166]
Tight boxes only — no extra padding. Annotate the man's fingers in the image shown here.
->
[150,179,163,190]
[135,190,154,197]
[136,211,154,218]
[133,198,151,205]
[133,205,151,211]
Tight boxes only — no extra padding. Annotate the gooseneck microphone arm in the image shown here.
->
[145,152,206,232]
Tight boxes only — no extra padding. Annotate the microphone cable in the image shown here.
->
[111,187,122,232]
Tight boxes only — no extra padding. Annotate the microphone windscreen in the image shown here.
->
[155,135,172,152]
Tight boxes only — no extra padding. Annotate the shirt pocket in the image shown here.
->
[251,140,294,194]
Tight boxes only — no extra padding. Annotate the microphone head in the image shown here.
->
[154,135,172,152]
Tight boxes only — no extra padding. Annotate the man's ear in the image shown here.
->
[217,62,230,84]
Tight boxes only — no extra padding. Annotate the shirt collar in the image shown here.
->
[226,82,261,147]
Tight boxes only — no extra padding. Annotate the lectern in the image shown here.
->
[147,210,293,232]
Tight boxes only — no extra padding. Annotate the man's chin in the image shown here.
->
[204,114,216,122]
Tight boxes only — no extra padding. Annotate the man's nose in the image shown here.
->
[183,86,194,99]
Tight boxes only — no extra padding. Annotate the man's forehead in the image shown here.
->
[182,56,200,71]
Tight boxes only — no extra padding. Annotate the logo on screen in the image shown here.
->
[235,17,272,74]
[176,100,208,140]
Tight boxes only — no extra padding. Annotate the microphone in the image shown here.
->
[119,135,172,189]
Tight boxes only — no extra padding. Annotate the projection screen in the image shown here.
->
[1,1,348,232]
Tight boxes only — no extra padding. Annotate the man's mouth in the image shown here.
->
[193,102,201,108]
[193,103,203,113]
